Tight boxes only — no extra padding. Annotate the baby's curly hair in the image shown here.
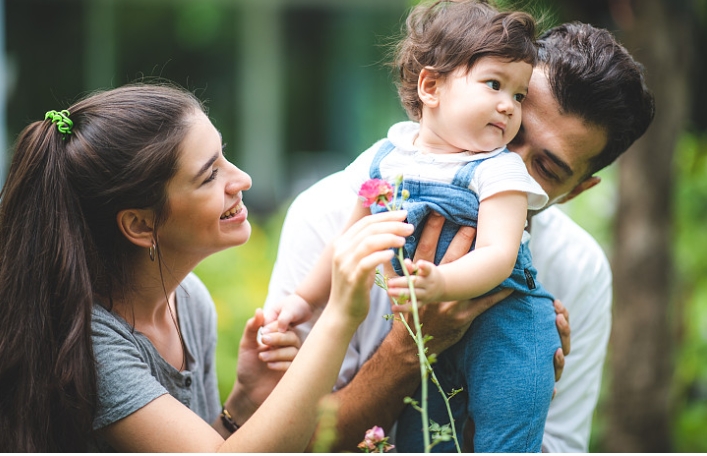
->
[392,0,537,121]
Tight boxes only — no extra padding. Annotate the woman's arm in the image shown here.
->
[294,202,371,307]
[269,202,371,331]
[97,210,412,453]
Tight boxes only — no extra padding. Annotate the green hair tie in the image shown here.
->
[45,109,73,137]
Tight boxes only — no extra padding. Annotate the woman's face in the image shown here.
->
[159,110,252,264]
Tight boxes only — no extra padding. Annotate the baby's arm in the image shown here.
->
[387,190,527,305]
[270,202,372,331]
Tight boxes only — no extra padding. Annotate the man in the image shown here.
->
[263,22,654,452]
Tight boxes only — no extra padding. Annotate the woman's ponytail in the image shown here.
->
[0,118,96,451]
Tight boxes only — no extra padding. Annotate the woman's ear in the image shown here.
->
[418,67,441,108]
[116,209,155,249]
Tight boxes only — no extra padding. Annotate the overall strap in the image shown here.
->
[449,148,508,189]
[369,140,396,179]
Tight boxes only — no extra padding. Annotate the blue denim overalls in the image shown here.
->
[369,140,560,453]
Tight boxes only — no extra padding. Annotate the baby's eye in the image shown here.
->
[485,80,500,90]
[514,93,526,103]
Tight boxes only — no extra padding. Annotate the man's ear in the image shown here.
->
[558,176,601,204]
[116,209,155,249]
[418,67,442,108]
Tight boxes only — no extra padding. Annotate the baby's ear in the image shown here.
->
[418,67,442,108]
[116,208,155,248]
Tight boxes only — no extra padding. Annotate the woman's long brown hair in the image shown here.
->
[0,83,204,451]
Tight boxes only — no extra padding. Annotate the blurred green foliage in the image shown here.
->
[671,133,707,452]
[561,131,707,452]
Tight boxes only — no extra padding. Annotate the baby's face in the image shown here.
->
[418,56,532,154]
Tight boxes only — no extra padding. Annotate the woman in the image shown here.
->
[0,83,413,451]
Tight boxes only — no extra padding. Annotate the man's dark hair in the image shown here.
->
[539,22,655,176]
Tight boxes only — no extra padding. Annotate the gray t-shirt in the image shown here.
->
[90,273,220,450]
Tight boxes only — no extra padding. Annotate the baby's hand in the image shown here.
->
[266,293,315,333]
[386,259,445,311]
[257,320,302,371]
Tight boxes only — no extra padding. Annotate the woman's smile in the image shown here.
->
[220,200,247,222]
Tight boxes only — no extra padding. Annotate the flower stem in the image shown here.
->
[399,315,461,452]
[383,176,459,452]
[396,247,431,452]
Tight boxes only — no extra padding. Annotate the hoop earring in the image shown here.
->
[149,242,156,262]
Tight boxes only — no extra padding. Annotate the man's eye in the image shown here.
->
[534,160,557,181]
[485,80,500,90]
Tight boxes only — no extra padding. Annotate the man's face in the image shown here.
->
[508,67,608,214]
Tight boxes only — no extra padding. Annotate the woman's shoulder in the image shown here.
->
[91,301,133,341]
[180,272,211,299]
[176,273,217,332]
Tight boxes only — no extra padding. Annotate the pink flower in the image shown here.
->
[358,426,395,453]
[358,179,394,208]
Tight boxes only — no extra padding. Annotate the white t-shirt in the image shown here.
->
[346,121,548,210]
[264,173,611,453]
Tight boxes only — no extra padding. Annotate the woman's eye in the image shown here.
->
[514,93,526,103]
[204,168,219,184]
[485,80,500,90]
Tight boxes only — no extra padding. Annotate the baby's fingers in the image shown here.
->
[387,275,411,289]
[386,284,410,302]
[415,260,435,278]
[276,312,295,333]
[262,307,278,325]
[401,258,418,275]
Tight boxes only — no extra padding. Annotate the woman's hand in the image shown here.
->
[328,210,413,324]
[226,308,302,425]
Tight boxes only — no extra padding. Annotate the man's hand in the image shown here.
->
[553,299,571,381]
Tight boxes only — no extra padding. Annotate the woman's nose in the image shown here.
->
[226,165,252,194]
